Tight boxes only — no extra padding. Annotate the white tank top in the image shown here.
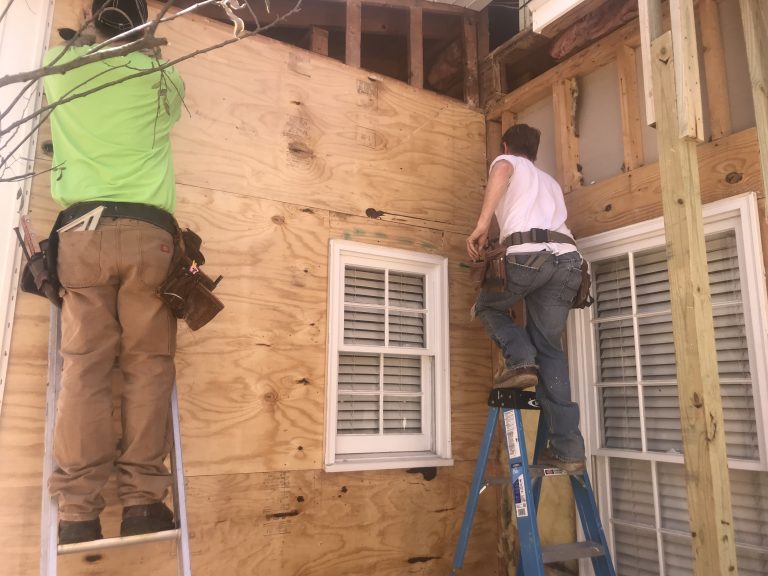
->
[490,154,578,256]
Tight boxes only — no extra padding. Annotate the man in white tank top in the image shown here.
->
[467,124,585,471]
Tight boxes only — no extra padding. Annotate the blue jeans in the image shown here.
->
[474,250,586,462]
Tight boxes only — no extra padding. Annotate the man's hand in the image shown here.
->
[467,225,489,261]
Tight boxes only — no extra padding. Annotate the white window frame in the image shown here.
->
[567,192,768,573]
[325,239,453,472]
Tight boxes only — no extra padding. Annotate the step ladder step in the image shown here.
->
[541,541,605,564]
[57,529,180,556]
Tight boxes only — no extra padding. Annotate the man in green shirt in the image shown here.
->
[43,0,185,544]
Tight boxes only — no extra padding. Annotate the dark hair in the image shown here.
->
[501,124,541,162]
[92,0,147,40]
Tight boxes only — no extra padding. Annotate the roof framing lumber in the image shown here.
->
[699,0,731,139]
[409,6,424,88]
[649,28,738,575]
[616,43,644,170]
[345,0,362,67]
[463,16,479,107]
[637,0,662,126]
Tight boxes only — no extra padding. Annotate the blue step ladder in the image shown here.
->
[451,387,616,576]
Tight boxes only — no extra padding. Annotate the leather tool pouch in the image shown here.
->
[158,229,224,331]
[572,259,594,309]
[469,241,509,292]
[20,245,62,307]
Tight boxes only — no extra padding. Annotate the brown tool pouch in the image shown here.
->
[572,259,594,309]
[158,228,224,331]
[469,242,509,292]
[20,246,62,307]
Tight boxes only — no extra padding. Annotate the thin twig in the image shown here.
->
[0,0,17,25]
[0,162,64,183]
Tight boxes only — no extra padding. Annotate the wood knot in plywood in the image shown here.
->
[725,172,743,184]
[272,215,286,225]
[264,391,278,403]
[296,377,310,385]
[407,557,440,564]
[265,509,299,520]
[365,208,384,219]
[692,392,703,408]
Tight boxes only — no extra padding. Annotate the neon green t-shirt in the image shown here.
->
[43,45,184,213]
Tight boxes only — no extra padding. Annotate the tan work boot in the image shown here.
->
[494,366,539,389]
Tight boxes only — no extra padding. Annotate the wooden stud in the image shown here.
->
[478,7,490,61]
[463,16,479,107]
[500,110,516,134]
[651,31,738,575]
[345,0,361,68]
[616,44,644,171]
[699,0,731,140]
[552,77,580,192]
[310,26,329,56]
[409,6,423,88]
[638,0,662,126]
[486,119,502,170]
[739,0,768,213]
[670,0,705,141]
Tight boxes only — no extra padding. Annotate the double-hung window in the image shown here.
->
[568,194,768,575]
[325,240,452,472]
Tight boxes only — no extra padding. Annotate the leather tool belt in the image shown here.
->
[502,228,576,246]
[59,201,177,236]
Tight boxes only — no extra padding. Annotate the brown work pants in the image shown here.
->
[49,218,177,521]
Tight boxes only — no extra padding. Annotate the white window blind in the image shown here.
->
[326,241,451,472]
[592,230,758,460]
[569,195,768,576]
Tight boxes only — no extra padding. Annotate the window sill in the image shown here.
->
[325,452,454,473]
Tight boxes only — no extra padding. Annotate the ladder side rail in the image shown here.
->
[170,384,192,576]
[503,407,545,576]
[570,472,617,576]
[451,406,499,575]
[40,305,62,576]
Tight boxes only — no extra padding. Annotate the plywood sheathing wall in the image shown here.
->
[0,1,509,575]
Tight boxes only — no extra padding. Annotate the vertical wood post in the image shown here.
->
[638,0,662,126]
[346,0,362,68]
[487,119,502,170]
[616,44,644,171]
[739,0,768,216]
[310,26,329,56]
[463,16,479,107]
[552,78,580,191]
[650,30,738,576]
[409,6,423,88]
[700,0,732,139]
[670,0,705,141]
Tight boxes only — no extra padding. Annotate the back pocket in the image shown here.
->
[57,231,102,288]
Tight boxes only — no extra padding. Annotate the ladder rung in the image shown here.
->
[57,529,180,556]
[541,541,605,563]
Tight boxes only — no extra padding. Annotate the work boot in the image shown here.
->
[120,502,175,537]
[537,447,585,474]
[494,366,538,389]
[58,518,103,545]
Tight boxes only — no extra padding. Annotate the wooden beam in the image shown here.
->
[552,77,580,192]
[616,44,644,170]
[739,0,768,210]
[310,26,329,56]
[487,19,640,120]
[463,16,479,107]
[699,0,731,140]
[345,0,361,68]
[637,0,662,126]
[670,0,705,141]
[409,6,423,88]
[650,30,738,575]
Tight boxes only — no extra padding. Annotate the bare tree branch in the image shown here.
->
[0,0,17,26]
[0,0,303,179]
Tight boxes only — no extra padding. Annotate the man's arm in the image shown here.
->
[466,159,514,261]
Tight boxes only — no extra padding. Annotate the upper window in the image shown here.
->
[325,240,452,472]
[568,193,768,574]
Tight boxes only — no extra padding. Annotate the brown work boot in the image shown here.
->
[120,502,175,537]
[58,518,103,545]
[538,447,585,474]
[494,366,539,389]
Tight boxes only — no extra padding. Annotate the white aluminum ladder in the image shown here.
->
[40,306,192,575]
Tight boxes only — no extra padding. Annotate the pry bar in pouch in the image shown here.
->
[15,215,61,307]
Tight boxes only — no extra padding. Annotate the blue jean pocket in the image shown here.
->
[559,265,583,303]
[506,256,539,293]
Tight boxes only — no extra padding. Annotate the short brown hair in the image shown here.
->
[501,124,541,162]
